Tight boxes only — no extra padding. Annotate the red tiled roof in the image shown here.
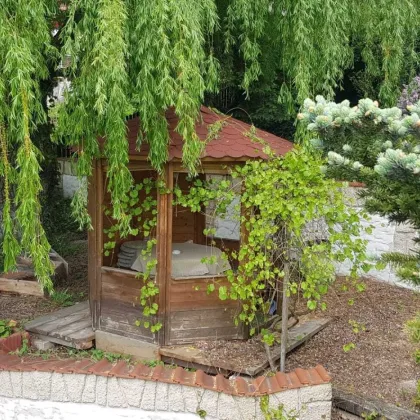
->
[126,106,293,161]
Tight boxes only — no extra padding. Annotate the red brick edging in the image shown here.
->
[0,332,29,354]
[0,337,330,397]
[347,181,365,188]
[0,332,331,396]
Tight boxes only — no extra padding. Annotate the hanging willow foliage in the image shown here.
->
[54,0,220,230]
[224,0,420,107]
[1,0,420,286]
[0,0,55,290]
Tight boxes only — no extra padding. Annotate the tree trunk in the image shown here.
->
[280,255,290,372]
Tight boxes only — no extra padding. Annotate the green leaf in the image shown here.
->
[218,286,228,301]
[307,300,317,311]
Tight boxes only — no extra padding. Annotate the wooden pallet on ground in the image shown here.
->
[25,301,94,350]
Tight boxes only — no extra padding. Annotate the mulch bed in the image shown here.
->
[169,276,420,413]
[286,277,420,413]
[56,239,89,297]
[0,240,88,322]
[0,243,418,414]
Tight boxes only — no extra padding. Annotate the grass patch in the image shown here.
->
[50,289,74,307]
[414,349,420,365]
[406,313,420,343]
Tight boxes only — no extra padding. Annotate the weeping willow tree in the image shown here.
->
[1,0,420,288]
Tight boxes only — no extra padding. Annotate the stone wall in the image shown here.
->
[336,186,418,287]
[57,159,82,198]
[0,369,332,420]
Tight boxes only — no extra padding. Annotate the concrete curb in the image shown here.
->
[333,387,420,420]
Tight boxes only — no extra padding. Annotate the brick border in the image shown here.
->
[0,332,331,397]
[0,352,330,398]
[0,334,332,419]
[347,181,365,188]
[0,332,29,354]
[0,370,332,420]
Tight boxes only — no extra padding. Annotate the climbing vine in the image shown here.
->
[259,395,298,420]
[173,147,371,340]
[103,177,161,331]
[104,142,370,340]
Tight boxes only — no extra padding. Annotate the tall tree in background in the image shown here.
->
[1,0,420,287]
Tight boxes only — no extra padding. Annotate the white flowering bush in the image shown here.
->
[300,96,420,285]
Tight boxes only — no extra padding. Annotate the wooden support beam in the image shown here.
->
[156,163,173,346]
[238,196,251,340]
[164,163,174,346]
[87,161,98,327]
[88,159,103,330]
[194,173,206,245]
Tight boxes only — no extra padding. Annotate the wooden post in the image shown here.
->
[194,173,206,245]
[239,190,251,340]
[156,163,172,346]
[88,159,103,330]
[87,163,97,321]
[95,160,104,330]
[164,163,173,346]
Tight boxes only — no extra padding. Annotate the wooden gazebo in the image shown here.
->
[88,107,293,359]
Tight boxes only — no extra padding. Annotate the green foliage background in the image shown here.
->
[1,0,420,286]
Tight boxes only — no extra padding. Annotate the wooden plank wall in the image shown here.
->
[100,269,159,343]
[169,172,245,345]
[166,276,246,345]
